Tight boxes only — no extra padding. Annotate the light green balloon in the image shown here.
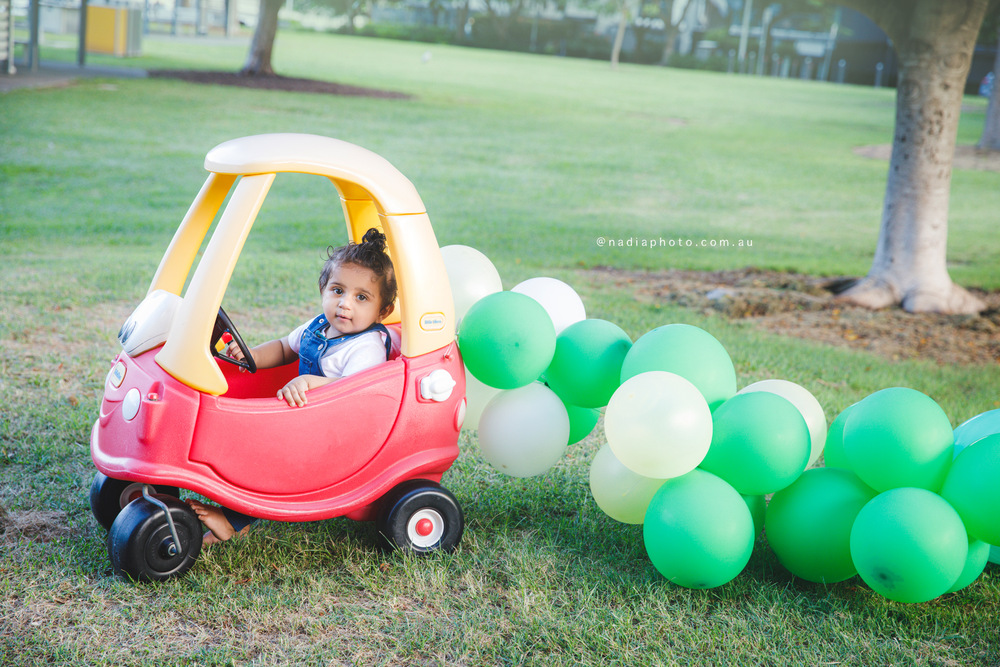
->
[589,444,667,524]
[544,319,632,408]
[946,537,990,594]
[765,467,876,583]
[620,324,736,411]
[698,392,810,496]
[849,488,968,603]
[458,291,556,390]
[643,469,754,589]
[605,371,713,479]
[822,404,856,469]
[940,433,1000,545]
[842,387,954,493]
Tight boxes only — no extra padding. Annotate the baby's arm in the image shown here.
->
[227,338,297,370]
[277,374,335,407]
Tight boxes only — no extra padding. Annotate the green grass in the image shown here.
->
[2,31,999,665]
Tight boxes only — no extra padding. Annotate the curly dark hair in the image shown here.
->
[319,228,397,313]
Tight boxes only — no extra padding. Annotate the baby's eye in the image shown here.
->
[330,286,343,295]
[357,294,368,301]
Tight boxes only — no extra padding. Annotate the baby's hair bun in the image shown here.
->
[361,228,387,252]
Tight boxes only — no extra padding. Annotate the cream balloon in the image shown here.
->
[477,382,570,478]
[604,371,713,479]
[739,379,827,466]
[463,368,502,431]
[511,277,586,335]
[589,444,668,524]
[440,245,503,325]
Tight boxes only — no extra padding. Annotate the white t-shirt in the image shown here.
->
[286,319,388,379]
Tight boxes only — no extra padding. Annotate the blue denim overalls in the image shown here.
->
[297,314,392,377]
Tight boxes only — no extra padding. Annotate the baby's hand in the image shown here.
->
[278,376,311,408]
[225,340,245,361]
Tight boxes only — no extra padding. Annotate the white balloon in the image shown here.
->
[589,444,668,524]
[511,277,586,335]
[738,379,827,466]
[477,383,569,478]
[605,371,713,479]
[463,367,502,431]
[440,245,503,326]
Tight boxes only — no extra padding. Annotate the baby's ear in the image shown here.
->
[380,303,395,320]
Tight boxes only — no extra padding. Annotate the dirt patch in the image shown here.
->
[147,69,411,99]
[854,144,1000,172]
[592,267,1000,366]
[0,504,71,543]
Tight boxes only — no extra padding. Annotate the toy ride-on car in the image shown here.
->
[90,134,467,582]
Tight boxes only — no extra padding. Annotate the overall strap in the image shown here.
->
[298,318,392,377]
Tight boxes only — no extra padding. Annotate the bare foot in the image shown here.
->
[185,499,249,545]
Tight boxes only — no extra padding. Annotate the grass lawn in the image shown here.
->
[2,30,999,665]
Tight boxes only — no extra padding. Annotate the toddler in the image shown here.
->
[188,228,397,543]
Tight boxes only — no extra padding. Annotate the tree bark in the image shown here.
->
[837,0,991,314]
[979,23,1000,150]
[240,0,284,76]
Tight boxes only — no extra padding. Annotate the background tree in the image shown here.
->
[835,0,1000,314]
[241,0,285,75]
[978,13,1000,150]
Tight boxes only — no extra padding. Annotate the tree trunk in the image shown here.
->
[837,0,990,314]
[240,0,284,76]
[611,10,628,68]
[979,24,1000,150]
[659,27,678,66]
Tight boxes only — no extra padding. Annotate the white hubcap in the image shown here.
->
[406,508,445,548]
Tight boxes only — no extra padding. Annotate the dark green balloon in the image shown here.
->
[940,433,1000,545]
[699,392,810,496]
[457,291,556,390]
[620,324,736,411]
[564,401,600,446]
[544,319,632,408]
[765,467,876,583]
[850,488,967,603]
[842,387,954,492]
[822,403,856,469]
[643,469,754,589]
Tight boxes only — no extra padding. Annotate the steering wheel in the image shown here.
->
[211,306,257,373]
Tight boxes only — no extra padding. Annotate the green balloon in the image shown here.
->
[822,404,856,469]
[457,291,556,390]
[565,401,600,446]
[842,388,955,493]
[940,433,1000,545]
[953,408,1000,451]
[544,319,632,408]
[643,469,754,589]
[946,537,990,594]
[742,493,766,537]
[849,488,968,603]
[699,392,810,496]
[589,444,667,524]
[620,324,736,411]
[765,467,876,583]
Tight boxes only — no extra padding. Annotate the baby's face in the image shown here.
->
[321,262,387,336]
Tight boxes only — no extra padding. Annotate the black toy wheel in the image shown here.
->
[89,472,180,531]
[376,480,464,554]
[108,495,202,582]
[211,306,257,373]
